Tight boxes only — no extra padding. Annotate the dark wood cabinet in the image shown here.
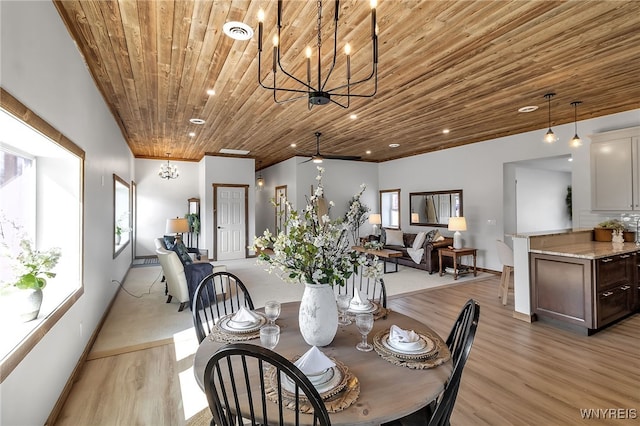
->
[530,251,638,334]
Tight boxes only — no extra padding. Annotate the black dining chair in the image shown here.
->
[191,271,255,343]
[203,343,331,426]
[383,299,480,426]
[335,265,387,308]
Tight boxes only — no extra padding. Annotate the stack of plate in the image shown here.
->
[348,299,377,314]
[374,329,439,360]
[217,312,266,334]
[282,360,349,399]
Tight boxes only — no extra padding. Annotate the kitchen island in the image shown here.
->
[528,235,638,334]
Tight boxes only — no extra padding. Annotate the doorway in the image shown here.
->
[213,184,249,261]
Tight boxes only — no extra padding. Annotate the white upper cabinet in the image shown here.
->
[590,126,640,211]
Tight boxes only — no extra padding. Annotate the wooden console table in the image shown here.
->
[352,246,403,273]
[438,247,477,280]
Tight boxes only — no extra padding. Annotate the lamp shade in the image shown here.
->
[166,218,189,234]
[369,214,382,225]
[411,212,420,223]
[448,217,467,231]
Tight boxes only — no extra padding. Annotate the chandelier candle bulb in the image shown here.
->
[345,43,351,80]
[371,0,377,39]
[257,9,264,51]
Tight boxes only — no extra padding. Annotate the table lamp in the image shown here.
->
[369,213,381,236]
[448,216,467,249]
[166,217,190,244]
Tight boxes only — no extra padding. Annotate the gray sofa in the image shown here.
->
[380,230,454,274]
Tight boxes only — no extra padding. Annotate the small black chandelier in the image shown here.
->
[158,153,179,180]
[257,0,379,109]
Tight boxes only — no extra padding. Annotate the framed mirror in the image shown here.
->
[113,174,130,258]
[409,190,463,227]
[275,185,287,236]
[379,189,401,229]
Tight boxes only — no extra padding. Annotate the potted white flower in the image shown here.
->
[1,218,61,321]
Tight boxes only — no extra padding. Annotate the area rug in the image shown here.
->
[89,258,492,359]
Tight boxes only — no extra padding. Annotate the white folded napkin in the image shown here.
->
[230,306,260,324]
[294,346,336,375]
[349,287,371,310]
[389,324,420,344]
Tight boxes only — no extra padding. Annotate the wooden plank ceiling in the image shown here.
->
[53,0,640,169]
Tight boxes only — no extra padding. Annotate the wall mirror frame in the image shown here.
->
[113,174,130,258]
[409,189,463,227]
[379,189,401,229]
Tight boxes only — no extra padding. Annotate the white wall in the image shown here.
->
[379,109,640,272]
[135,159,201,257]
[0,1,133,425]
[515,167,572,233]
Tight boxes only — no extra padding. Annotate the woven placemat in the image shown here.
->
[265,359,360,413]
[372,329,451,369]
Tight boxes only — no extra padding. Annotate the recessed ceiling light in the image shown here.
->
[518,105,538,113]
[206,89,215,96]
[219,148,250,155]
[389,143,400,148]
[188,132,195,137]
[568,158,573,162]
[190,118,205,124]
[290,143,297,148]
[223,21,254,41]
[442,129,450,134]
[350,114,357,120]
[366,150,372,154]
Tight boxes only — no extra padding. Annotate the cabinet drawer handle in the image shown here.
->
[602,291,614,297]
[620,285,631,291]
[601,258,613,263]
[620,254,630,259]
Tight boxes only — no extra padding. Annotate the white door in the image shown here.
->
[216,186,246,261]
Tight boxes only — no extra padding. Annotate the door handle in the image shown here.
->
[217,226,222,229]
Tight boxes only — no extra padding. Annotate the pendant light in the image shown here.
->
[256,161,265,188]
[543,92,558,144]
[569,101,583,148]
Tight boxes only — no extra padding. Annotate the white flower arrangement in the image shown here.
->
[252,167,383,286]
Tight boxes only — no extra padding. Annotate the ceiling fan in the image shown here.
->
[299,132,362,164]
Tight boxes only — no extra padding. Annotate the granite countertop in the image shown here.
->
[509,229,593,239]
[529,241,640,259]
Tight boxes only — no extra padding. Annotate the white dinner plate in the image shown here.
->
[283,366,342,394]
[382,334,435,355]
[217,312,266,334]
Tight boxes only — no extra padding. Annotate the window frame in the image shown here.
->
[0,88,85,383]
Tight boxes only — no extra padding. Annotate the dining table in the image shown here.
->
[192,301,452,426]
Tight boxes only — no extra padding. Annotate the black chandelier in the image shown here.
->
[257,0,379,109]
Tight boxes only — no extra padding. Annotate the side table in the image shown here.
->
[439,247,477,280]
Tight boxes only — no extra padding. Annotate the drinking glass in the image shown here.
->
[264,300,281,325]
[260,324,280,350]
[355,313,374,352]
[336,294,352,325]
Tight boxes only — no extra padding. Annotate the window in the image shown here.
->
[0,89,84,382]
[113,174,130,258]
[380,189,401,229]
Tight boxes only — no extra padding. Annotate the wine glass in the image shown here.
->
[264,300,281,325]
[355,313,374,352]
[336,294,352,325]
[260,324,280,350]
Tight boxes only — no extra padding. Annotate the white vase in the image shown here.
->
[298,283,338,347]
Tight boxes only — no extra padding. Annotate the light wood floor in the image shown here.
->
[53,275,640,426]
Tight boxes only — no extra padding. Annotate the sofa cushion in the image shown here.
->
[413,231,427,250]
[385,229,405,246]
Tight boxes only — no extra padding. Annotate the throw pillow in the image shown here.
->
[163,235,176,249]
[434,231,445,242]
[172,241,194,266]
[412,231,427,250]
[380,228,387,245]
[425,229,438,242]
[385,229,405,246]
